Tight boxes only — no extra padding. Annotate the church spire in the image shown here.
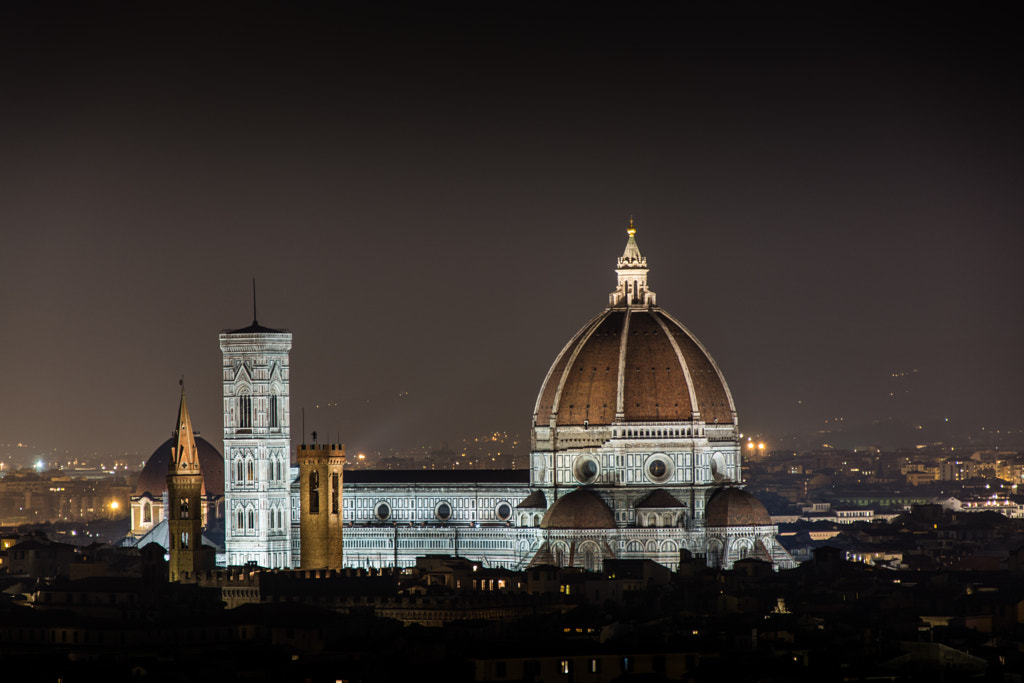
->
[166,382,206,582]
[169,383,200,475]
[609,219,656,307]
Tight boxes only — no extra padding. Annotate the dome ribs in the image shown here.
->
[536,307,737,428]
[659,312,735,425]
[623,312,691,421]
[556,311,624,426]
[534,311,605,424]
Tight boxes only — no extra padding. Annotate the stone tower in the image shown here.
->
[298,442,346,570]
[220,314,293,568]
[167,387,204,581]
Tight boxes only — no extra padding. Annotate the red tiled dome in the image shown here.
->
[533,308,735,427]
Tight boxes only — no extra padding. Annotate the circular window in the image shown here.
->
[496,502,512,521]
[435,501,452,521]
[644,454,674,483]
[573,456,600,484]
[374,502,391,521]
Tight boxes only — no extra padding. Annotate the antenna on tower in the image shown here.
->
[252,278,258,325]
[302,407,306,444]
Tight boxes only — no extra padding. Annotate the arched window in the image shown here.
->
[269,394,279,429]
[309,471,320,514]
[181,532,189,549]
[239,392,252,430]
[143,502,152,524]
[236,460,243,482]
[179,497,189,519]
[246,459,255,482]
[236,509,244,530]
[247,509,255,529]
[552,543,568,568]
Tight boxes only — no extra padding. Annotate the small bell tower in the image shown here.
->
[167,384,205,581]
[298,439,346,570]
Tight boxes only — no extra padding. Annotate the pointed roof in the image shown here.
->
[225,321,287,334]
[635,489,685,509]
[516,490,548,509]
[617,218,647,269]
[169,387,202,475]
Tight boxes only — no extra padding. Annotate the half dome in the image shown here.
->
[705,487,772,527]
[540,489,616,529]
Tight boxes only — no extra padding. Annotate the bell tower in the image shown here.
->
[220,304,293,568]
[167,386,204,582]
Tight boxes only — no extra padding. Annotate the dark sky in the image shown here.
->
[2,3,1022,461]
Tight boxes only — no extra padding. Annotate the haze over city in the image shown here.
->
[2,4,1021,462]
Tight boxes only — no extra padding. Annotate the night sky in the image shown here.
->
[2,4,1022,461]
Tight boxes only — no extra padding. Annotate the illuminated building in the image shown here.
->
[333,224,794,571]
[220,318,294,568]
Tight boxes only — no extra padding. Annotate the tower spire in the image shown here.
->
[169,383,200,475]
[610,219,656,307]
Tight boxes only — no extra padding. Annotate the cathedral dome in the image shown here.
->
[540,489,616,529]
[135,436,224,498]
[533,225,735,428]
[704,487,772,527]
